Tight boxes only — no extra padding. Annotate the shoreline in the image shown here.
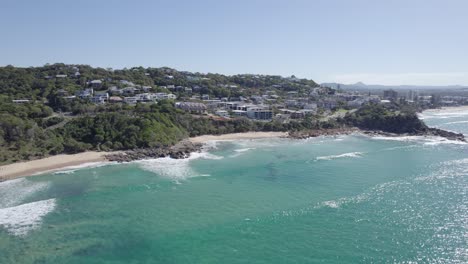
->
[425,105,468,112]
[189,131,289,143]
[0,123,465,182]
[0,152,115,182]
[0,132,288,181]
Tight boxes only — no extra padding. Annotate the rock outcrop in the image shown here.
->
[105,140,203,162]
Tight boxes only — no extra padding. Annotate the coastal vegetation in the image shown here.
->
[0,64,463,165]
[344,104,428,134]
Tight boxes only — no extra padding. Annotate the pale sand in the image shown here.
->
[189,131,289,143]
[0,132,288,181]
[0,152,114,181]
[439,105,468,111]
[423,106,468,112]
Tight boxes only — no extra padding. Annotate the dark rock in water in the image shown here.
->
[426,128,466,142]
[288,128,359,139]
[105,140,203,162]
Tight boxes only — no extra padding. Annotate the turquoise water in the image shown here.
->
[1,108,467,263]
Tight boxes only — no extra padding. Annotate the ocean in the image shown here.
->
[0,108,467,263]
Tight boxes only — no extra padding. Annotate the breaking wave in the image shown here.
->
[315,152,363,161]
[137,151,223,182]
[0,198,56,236]
[371,135,466,146]
[0,178,49,209]
[51,161,116,175]
[441,120,468,125]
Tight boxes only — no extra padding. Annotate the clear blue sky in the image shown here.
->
[1,0,467,85]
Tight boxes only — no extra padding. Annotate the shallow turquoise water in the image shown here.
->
[1,108,467,263]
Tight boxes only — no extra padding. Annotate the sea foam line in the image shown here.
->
[371,135,467,146]
[315,152,363,161]
[49,161,117,175]
[0,198,56,236]
[137,151,223,182]
[0,178,50,209]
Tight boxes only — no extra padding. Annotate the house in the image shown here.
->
[287,91,298,98]
[303,103,318,110]
[120,80,135,86]
[108,86,123,95]
[290,111,305,119]
[155,93,176,100]
[142,86,152,92]
[251,96,264,104]
[56,74,67,78]
[231,110,247,117]
[122,87,139,95]
[74,72,81,78]
[124,97,138,104]
[90,80,103,88]
[136,93,156,102]
[91,93,109,104]
[109,96,123,103]
[347,99,366,108]
[285,100,298,108]
[215,110,229,118]
[175,102,207,113]
[246,107,273,120]
[319,99,338,110]
[57,89,68,96]
[76,88,94,98]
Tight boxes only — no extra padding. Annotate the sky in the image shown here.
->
[1,0,468,86]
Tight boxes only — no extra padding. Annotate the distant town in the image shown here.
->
[9,65,468,122]
[1,64,466,164]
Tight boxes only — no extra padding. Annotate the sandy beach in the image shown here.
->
[0,152,112,182]
[189,131,289,143]
[425,105,468,112]
[440,105,468,111]
[0,132,288,181]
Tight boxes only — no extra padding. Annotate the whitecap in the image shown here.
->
[137,151,222,182]
[441,120,468,125]
[0,178,49,209]
[50,161,116,175]
[0,198,56,236]
[315,152,363,161]
[371,135,466,146]
[234,148,256,153]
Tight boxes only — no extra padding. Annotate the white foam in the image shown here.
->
[50,161,116,175]
[315,152,363,161]
[441,120,468,125]
[137,151,222,182]
[234,148,256,153]
[420,110,468,120]
[371,135,466,146]
[0,198,56,236]
[0,178,49,209]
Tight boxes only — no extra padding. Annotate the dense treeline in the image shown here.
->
[0,64,318,105]
[344,104,428,133]
[0,95,342,164]
[0,64,431,165]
